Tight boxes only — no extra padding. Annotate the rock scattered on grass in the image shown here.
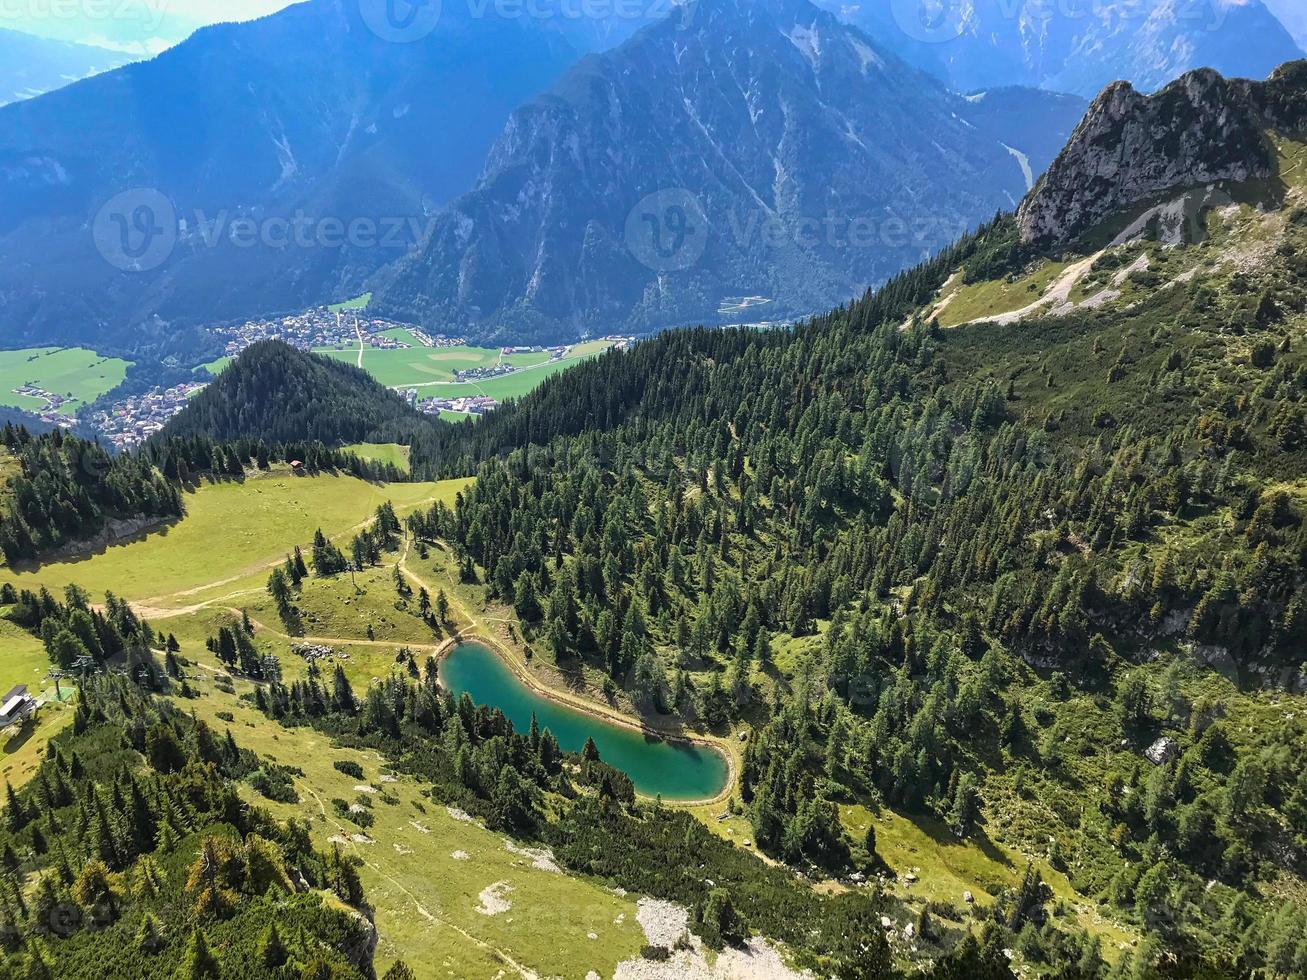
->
[504,841,562,873]
[475,881,513,916]
[634,898,689,949]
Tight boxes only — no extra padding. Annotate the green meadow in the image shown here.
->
[0,347,131,415]
[0,468,469,609]
[328,292,372,312]
[415,340,615,401]
[343,442,411,473]
[319,344,503,387]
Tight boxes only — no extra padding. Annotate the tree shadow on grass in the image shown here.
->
[2,721,37,756]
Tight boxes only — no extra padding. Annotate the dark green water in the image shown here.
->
[439,641,729,801]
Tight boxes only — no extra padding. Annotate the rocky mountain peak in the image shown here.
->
[1016,62,1307,248]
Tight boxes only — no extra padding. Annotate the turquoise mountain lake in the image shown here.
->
[439,641,729,802]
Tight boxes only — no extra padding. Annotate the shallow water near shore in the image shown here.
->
[439,641,730,801]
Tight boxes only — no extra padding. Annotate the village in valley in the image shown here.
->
[31,302,634,449]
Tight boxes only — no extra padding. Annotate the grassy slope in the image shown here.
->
[934,260,1071,327]
[328,293,372,311]
[0,346,131,414]
[343,442,411,473]
[0,469,468,609]
[154,562,649,980]
[0,613,76,788]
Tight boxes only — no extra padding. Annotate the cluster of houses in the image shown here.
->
[89,381,209,450]
[11,384,75,425]
[419,394,499,417]
[213,308,465,360]
[452,363,518,383]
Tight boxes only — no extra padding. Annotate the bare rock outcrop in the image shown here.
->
[1018,61,1307,249]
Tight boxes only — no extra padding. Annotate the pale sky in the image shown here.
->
[162,0,296,19]
[3,0,299,53]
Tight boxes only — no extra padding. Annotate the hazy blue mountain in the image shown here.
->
[0,0,608,355]
[1265,0,1307,49]
[0,28,129,105]
[368,0,1086,342]
[824,0,1303,97]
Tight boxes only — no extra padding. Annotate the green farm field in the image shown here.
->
[416,340,614,401]
[0,469,469,610]
[317,343,502,386]
[328,292,371,312]
[0,347,131,415]
[314,339,614,400]
[343,442,411,473]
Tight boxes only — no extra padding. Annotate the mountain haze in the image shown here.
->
[0,0,589,354]
[370,0,1086,341]
[829,0,1303,98]
[0,28,129,106]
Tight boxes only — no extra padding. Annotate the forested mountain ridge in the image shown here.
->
[337,66,1307,975]
[157,342,444,456]
[0,425,183,565]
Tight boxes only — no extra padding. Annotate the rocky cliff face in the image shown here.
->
[370,0,1085,341]
[1016,63,1307,248]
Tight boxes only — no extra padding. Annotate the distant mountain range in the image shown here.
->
[0,0,603,356]
[0,0,1083,353]
[5,0,1301,355]
[364,0,1088,340]
[825,0,1303,98]
[0,28,129,106]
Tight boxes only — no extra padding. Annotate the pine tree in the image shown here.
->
[136,912,164,952]
[257,921,288,968]
[176,928,221,980]
[4,782,26,833]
